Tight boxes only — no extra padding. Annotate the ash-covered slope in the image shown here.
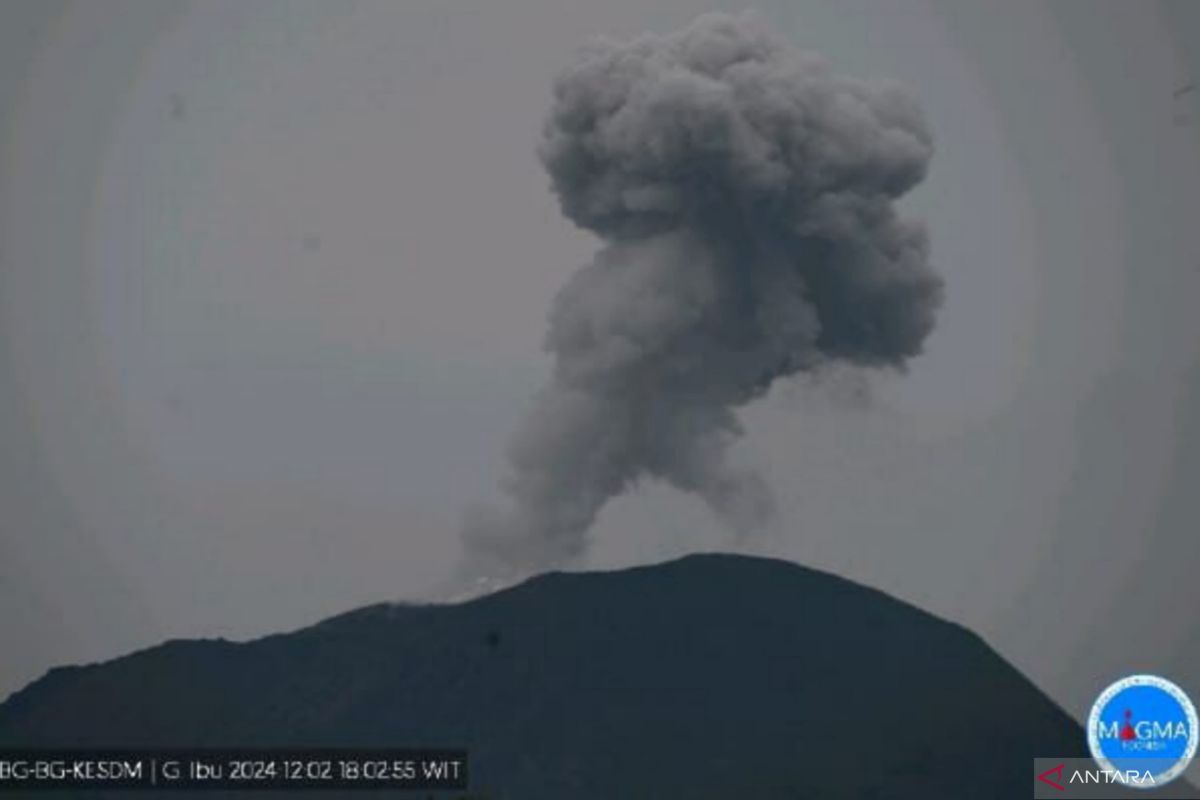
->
[0,554,1084,798]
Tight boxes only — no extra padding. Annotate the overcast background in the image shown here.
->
[1,0,1198,762]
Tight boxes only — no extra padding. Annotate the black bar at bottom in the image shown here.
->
[0,749,468,791]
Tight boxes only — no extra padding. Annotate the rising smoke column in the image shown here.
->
[463,11,942,575]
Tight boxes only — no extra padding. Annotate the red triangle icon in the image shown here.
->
[1037,763,1066,791]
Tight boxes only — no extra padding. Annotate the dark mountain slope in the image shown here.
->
[0,554,1086,798]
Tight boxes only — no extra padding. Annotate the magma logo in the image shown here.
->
[1088,675,1198,788]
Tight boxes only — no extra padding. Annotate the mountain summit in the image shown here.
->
[0,554,1084,797]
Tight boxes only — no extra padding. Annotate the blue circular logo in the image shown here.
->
[1088,674,1198,788]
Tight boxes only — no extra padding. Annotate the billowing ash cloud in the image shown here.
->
[462,11,942,575]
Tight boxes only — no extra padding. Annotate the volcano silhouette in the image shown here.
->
[0,554,1088,798]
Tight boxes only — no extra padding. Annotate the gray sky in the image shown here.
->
[1,0,1198,760]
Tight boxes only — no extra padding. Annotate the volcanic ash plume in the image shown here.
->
[462,11,942,576]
